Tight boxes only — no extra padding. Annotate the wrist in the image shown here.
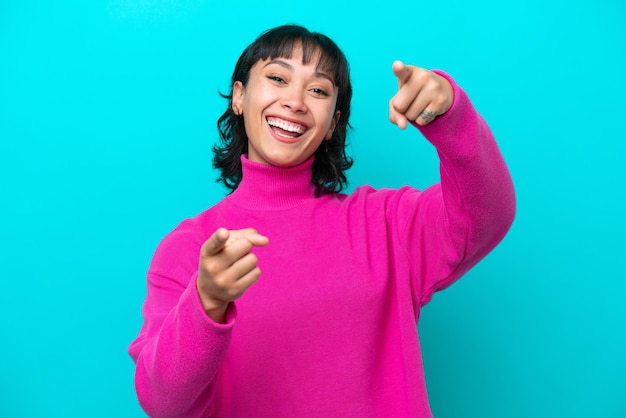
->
[196,280,229,324]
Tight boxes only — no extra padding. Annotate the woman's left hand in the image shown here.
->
[389,61,454,129]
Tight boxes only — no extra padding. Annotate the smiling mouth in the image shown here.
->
[267,117,307,139]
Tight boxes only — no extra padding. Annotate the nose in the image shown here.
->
[281,85,307,113]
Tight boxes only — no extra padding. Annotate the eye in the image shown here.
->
[310,87,329,97]
[267,75,285,84]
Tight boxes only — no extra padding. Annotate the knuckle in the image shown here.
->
[415,69,429,82]
[424,80,438,94]
[225,287,240,300]
[236,241,253,255]
[211,274,229,289]
[250,266,262,280]
[205,261,222,277]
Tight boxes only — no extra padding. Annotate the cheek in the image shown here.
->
[243,116,258,138]
[243,87,273,118]
[323,109,337,130]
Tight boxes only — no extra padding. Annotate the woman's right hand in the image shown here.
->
[197,228,269,323]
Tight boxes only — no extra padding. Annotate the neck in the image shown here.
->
[226,155,317,210]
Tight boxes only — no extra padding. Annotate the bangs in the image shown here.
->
[261,38,337,82]
[242,26,349,88]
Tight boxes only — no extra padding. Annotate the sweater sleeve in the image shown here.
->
[397,71,516,307]
[127,225,236,417]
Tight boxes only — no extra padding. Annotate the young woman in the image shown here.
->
[129,24,515,417]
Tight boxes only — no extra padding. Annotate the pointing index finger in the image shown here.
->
[202,228,230,257]
[392,60,411,86]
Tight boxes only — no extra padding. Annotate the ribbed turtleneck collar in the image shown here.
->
[225,155,318,210]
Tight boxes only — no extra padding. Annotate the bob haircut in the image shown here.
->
[213,24,353,195]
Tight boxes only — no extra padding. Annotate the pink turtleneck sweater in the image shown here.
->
[128,74,515,417]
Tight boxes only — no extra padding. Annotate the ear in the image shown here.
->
[325,110,341,140]
[232,81,244,115]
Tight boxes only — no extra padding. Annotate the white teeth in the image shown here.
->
[267,117,306,134]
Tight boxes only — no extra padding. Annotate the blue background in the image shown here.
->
[1,0,624,416]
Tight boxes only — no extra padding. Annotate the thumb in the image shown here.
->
[202,228,230,256]
[245,231,270,247]
[392,60,411,86]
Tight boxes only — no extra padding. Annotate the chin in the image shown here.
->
[268,158,303,168]
[262,151,308,168]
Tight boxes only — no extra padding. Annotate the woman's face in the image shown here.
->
[232,46,340,168]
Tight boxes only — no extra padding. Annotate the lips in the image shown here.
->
[266,117,307,139]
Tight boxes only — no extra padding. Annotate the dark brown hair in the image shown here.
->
[213,24,353,195]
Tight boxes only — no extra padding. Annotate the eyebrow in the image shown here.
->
[264,59,335,86]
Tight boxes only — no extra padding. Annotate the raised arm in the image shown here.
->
[389,62,516,306]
